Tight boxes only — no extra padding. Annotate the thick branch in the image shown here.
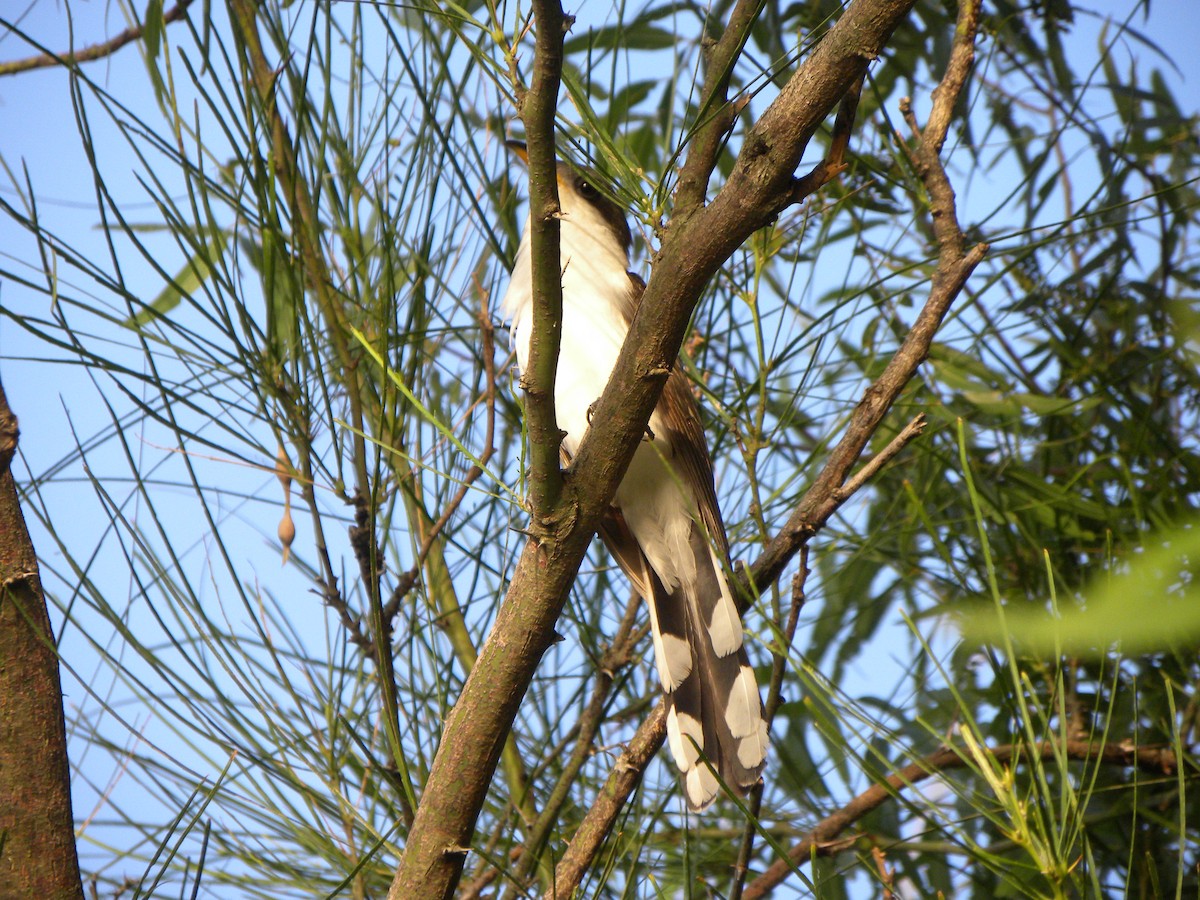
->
[0,382,83,899]
[742,740,1181,899]
[568,0,917,545]
[388,2,919,896]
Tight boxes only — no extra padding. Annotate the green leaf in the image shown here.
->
[141,0,168,105]
[606,79,656,131]
[143,0,165,61]
[963,518,1200,656]
[124,235,226,329]
[563,22,676,56]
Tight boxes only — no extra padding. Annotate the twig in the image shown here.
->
[286,434,372,650]
[730,550,812,899]
[544,704,668,900]
[513,590,644,887]
[459,846,524,900]
[871,845,896,900]
[381,294,499,623]
[674,0,766,219]
[741,740,1181,899]
[833,413,927,503]
[0,0,195,77]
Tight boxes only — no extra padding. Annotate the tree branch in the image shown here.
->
[730,550,811,900]
[519,3,572,517]
[389,1,920,895]
[742,739,1181,899]
[0,380,83,899]
[0,0,195,77]
[674,0,766,219]
[544,703,669,899]
[538,7,971,882]
[749,0,985,591]
[569,0,918,540]
[387,0,572,896]
[514,590,644,886]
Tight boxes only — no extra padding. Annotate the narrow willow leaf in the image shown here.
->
[963,519,1200,656]
[123,234,227,329]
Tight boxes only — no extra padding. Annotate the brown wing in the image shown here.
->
[625,272,730,560]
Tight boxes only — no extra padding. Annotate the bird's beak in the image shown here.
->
[505,140,570,195]
[505,140,529,166]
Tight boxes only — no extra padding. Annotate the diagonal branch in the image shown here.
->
[389,2,920,897]
[674,0,767,220]
[545,703,669,899]
[0,0,195,77]
[749,0,985,592]
[568,0,918,531]
[515,591,644,886]
[545,349,926,897]
[742,739,1181,899]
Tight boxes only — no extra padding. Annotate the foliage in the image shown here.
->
[0,0,1197,897]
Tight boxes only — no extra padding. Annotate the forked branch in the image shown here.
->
[550,1,985,893]
[390,1,920,897]
[748,0,986,592]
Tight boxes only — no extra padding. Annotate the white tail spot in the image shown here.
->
[706,549,743,657]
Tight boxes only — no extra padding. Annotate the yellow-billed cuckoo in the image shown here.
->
[502,143,768,810]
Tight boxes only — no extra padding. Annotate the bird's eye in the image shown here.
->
[576,178,599,200]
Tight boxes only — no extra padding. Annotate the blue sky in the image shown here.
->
[2,0,1199,895]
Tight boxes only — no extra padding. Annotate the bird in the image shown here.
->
[501,142,768,810]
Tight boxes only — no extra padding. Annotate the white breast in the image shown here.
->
[502,213,636,458]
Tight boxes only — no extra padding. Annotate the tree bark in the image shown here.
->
[388,1,919,897]
[0,381,83,899]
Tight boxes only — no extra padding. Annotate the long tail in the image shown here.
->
[601,514,768,810]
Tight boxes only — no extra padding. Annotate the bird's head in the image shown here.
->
[505,140,632,261]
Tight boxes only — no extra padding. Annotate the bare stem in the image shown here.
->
[0,0,195,77]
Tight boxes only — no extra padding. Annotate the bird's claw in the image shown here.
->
[586,400,654,442]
